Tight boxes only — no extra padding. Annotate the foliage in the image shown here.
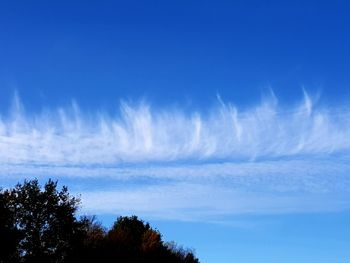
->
[0,180,200,263]
[0,189,21,262]
[0,179,84,262]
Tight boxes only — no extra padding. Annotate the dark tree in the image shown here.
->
[1,179,84,262]
[0,190,21,262]
[75,215,199,263]
[0,180,200,263]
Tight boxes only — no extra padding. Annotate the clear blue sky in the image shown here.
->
[1,1,350,262]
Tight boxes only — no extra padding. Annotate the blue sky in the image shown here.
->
[1,1,350,262]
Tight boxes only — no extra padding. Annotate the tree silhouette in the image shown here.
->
[0,179,200,263]
[72,215,199,263]
[1,179,85,262]
[0,189,21,262]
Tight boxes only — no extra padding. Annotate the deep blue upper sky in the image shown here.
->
[1,0,350,111]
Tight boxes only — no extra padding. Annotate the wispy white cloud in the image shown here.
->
[1,92,350,165]
[1,92,350,220]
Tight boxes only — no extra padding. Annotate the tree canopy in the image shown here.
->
[0,179,199,263]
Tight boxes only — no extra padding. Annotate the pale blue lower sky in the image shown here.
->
[99,212,350,263]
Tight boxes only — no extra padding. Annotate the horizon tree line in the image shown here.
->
[0,179,199,263]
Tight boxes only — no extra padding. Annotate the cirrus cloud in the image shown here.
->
[1,91,350,221]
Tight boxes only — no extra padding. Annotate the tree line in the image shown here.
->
[0,179,199,263]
